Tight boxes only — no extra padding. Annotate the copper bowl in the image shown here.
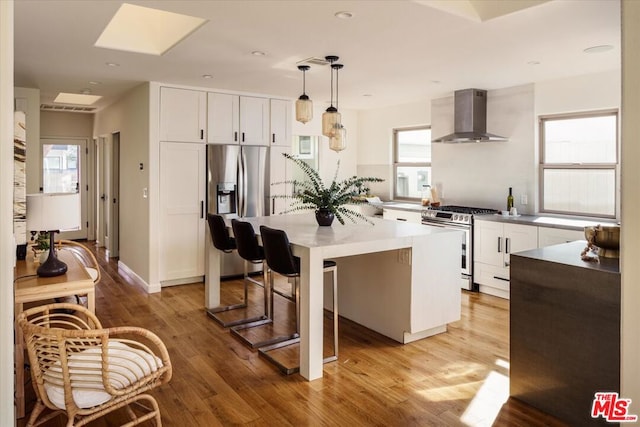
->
[584,225,620,258]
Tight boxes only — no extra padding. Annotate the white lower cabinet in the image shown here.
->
[382,208,422,224]
[159,142,206,283]
[538,226,584,247]
[474,220,538,299]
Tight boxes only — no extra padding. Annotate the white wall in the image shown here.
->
[94,83,151,285]
[356,100,431,199]
[41,110,94,137]
[0,1,14,423]
[431,84,535,212]
[621,0,640,410]
[14,87,39,194]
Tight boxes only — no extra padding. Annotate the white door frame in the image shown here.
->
[40,137,89,240]
[109,132,120,257]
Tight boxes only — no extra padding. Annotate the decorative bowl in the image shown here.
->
[584,225,620,258]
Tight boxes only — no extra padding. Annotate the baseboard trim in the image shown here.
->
[117,261,160,294]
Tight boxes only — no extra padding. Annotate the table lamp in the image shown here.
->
[26,193,81,277]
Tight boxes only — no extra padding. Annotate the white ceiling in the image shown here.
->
[14,0,621,112]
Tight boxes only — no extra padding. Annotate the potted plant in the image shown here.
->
[273,153,383,226]
[31,231,50,263]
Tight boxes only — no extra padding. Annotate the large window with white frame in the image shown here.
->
[393,126,431,200]
[539,110,618,218]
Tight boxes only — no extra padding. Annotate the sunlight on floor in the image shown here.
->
[461,359,510,427]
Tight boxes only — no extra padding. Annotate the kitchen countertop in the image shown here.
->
[379,201,618,231]
[474,213,618,231]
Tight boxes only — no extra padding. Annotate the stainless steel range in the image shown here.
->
[421,205,498,290]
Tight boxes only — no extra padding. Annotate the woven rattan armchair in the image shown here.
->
[16,303,172,427]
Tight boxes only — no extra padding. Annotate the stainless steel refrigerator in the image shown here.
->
[207,144,268,277]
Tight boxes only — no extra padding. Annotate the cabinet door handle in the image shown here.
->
[200,129,204,140]
[234,131,238,142]
[200,201,204,219]
[493,276,510,282]
[272,133,276,143]
[242,132,245,142]
[397,218,407,222]
[506,238,510,254]
[272,198,275,215]
[497,237,502,253]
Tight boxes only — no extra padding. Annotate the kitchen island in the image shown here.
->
[510,241,620,426]
[205,214,462,381]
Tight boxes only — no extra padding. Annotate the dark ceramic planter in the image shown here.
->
[315,208,335,226]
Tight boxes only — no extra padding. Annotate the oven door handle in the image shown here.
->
[421,221,469,231]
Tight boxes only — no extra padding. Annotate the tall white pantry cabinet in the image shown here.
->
[158,86,293,284]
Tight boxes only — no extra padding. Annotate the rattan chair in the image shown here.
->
[257,226,339,375]
[57,240,101,307]
[16,303,172,427]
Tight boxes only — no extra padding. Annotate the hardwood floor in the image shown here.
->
[18,242,567,426]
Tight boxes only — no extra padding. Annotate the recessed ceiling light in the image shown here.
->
[88,81,102,85]
[584,45,614,54]
[527,61,540,65]
[335,11,353,19]
[431,80,441,84]
[251,50,266,56]
[95,3,207,56]
[106,62,120,67]
[362,94,373,97]
[202,74,213,79]
[54,92,102,106]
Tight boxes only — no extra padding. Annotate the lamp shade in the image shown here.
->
[329,124,347,152]
[295,96,313,124]
[322,108,341,137]
[26,193,81,232]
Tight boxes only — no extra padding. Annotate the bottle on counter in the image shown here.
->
[507,187,514,211]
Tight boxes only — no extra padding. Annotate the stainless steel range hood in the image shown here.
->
[432,89,507,143]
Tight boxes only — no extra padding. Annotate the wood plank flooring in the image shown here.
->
[17,242,568,426]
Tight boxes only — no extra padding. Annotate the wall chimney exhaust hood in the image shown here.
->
[432,88,507,143]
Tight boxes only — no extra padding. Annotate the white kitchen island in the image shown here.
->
[205,214,462,381]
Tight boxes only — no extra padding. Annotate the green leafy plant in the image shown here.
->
[273,153,383,224]
[34,231,50,250]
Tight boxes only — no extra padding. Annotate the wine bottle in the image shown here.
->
[507,187,514,211]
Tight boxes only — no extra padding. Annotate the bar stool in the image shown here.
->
[229,219,296,349]
[257,225,339,375]
[206,214,267,327]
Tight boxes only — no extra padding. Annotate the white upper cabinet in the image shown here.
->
[207,92,240,144]
[160,87,206,143]
[240,96,269,146]
[270,99,292,147]
[207,93,269,146]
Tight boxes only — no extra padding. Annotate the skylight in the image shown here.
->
[94,3,207,56]
[54,93,102,106]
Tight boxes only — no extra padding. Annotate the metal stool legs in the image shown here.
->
[258,265,339,374]
[206,260,269,328]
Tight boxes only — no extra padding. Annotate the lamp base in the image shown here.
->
[36,231,67,277]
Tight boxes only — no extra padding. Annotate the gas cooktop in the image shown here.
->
[429,205,499,215]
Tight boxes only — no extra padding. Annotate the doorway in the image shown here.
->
[96,133,120,257]
[41,137,88,240]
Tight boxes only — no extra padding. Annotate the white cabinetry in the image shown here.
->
[160,87,206,143]
[269,145,292,215]
[207,93,269,146]
[207,92,239,144]
[159,142,206,283]
[269,99,292,147]
[474,220,538,299]
[538,227,584,247]
[382,208,422,224]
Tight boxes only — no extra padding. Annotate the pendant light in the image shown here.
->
[295,65,313,124]
[322,56,341,137]
[328,62,346,152]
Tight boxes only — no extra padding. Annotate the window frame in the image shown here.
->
[539,109,619,218]
[392,125,431,201]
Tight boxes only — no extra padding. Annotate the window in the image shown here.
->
[393,127,431,200]
[540,110,618,218]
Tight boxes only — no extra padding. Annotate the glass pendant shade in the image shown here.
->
[296,95,313,124]
[329,124,347,152]
[322,107,341,137]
